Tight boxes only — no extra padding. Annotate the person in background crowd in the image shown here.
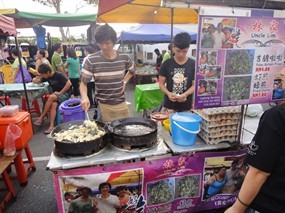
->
[204,166,227,199]
[116,185,132,213]
[162,43,172,63]
[80,24,135,122]
[33,63,71,134]
[222,160,240,194]
[51,42,65,75]
[201,24,215,48]
[65,47,80,98]
[68,187,95,213]
[10,48,27,83]
[94,182,120,213]
[213,22,225,48]
[159,32,195,113]
[29,49,51,77]
[154,48,162,70]
[225,67,285,213]
[83,46,96,107]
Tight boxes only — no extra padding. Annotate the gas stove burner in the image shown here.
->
[53,146,106,159]
[110,137,163,152]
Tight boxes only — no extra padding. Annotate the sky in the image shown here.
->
[0,0,138,38]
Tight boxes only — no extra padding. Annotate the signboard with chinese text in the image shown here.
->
[195,16,285,109]
[54,149,246,213]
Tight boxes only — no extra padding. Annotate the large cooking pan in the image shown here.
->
[51,120,107,156]
[108,117,158,150]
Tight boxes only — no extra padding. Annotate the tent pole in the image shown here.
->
[15,37,31,113]
[171,8,174,42]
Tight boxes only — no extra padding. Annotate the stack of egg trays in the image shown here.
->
[194,106,241,145]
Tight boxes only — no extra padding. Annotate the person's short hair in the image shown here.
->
[53,42,62,52]
[173,32,191,50]
[38,63,52,74]
[94,24,117,44]
[154,48,160,54]
[81,187,92,195]
[38,49,46,58]
[115,185,128,192]
[168,43,172,50]
[98,182,112,191]
[11,48,19,57]
[84,46,94,55]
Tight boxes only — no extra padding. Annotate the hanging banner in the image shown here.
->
[194,15,285,109]
[54,149,247,213]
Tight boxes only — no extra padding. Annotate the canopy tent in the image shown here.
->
[0,14,17,36]
[118,24,197,44]
[0,14,32,112]
[98,0,198,24]
[0,8,97,28]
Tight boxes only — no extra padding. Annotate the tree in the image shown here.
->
[32,0,98,42]
[32,0,67,41]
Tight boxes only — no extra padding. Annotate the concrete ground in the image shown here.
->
[0,80,271,213]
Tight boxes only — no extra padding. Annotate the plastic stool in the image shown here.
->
[21,96,41,115]
[0,96,12,105]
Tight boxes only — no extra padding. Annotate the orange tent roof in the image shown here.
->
[98,0,198,24]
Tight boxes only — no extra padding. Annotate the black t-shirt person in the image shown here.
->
[245,104,285,213]
[41,71,71,93]
[159,57,195,111]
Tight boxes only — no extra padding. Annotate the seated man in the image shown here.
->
[33,63,72,134]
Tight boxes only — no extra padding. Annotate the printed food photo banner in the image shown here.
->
[195,15,285,109]
[54,149,247,213]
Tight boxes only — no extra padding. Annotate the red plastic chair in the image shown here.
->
[0,96,11,105]
[21,96,41,116]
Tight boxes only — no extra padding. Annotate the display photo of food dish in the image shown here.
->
[174,174,200,199]
[272,78,285,100]
[222,76,252,101]
[225,49,255,75]
[146,178,175,206]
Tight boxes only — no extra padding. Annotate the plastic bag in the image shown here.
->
[15,66,32,83]
[3,124,22,156]
[245,104,264,117]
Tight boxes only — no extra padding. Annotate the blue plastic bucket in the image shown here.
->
[170,112,202,146]
[59,99,85,123]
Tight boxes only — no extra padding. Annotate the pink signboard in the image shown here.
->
[54,149,247,213]
[195,15,285,109]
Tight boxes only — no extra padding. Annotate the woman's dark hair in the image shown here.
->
[98,182,112,191]
[11,48,19,57]
[94,24,117,44]
[173,32,191,50]
[66,47,78,60]
[38,49,46,58]
[38,63,52,74]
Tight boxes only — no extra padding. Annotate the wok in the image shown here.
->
[108,117,158,150]
[51,120,107,156]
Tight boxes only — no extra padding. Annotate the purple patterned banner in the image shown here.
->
[195,15,285,109]
[54,149,247,213]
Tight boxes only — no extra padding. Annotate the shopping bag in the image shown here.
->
[15,66,32,83]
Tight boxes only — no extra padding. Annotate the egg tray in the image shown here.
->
[195,106,241,116]
[198,131,238,145]
[200,128,238,138]
[200,122,239,133]
[194,109,241,121]
[201,118,239,128]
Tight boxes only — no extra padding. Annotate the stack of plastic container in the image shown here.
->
[194,106,241,145]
